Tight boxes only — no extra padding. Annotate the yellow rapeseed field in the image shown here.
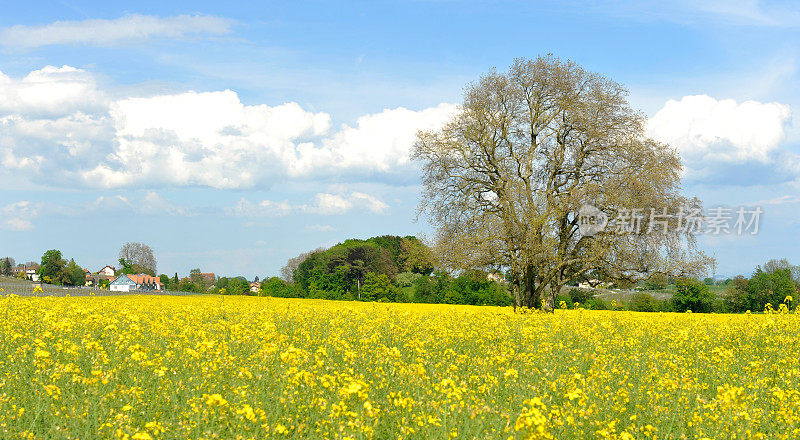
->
[1,295,798,439]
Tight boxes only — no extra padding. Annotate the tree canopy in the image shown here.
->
[413,55,709,309]
[118,242,157,276]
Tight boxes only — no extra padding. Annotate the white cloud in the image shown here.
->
[757,195,800,205]
[0,65,106,115]
[228,191,389,217]
[227,198,295,218]
[350,192,389,214]
[0,201,39,231]
[306,224,335,232]
[0,66,457,189]
[309,193,352,214]
[0,14,234,49]
[0,192,189,230]
[292,103,458,175]
[91,192,190,216]
[647,95,792,173]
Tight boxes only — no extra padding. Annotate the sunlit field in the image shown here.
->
[2,295,799,439]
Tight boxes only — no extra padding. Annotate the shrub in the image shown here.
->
[397,271,422,287]
[584,297,610,310]
[629,293,661,312]
[641,274,668,290]
[260,277,299,298]
[568,288,595,304]
[672,279,713,313]
[360,272,398,302]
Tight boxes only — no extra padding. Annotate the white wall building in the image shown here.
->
[109,274,136,292]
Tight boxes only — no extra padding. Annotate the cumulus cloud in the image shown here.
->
[0,192,187,230]
[648,94,792,164]
[0,66,457,189]
[227,191,389,217]
[0,201,39,231]
[0,14,234,49]
[91,192,190,216]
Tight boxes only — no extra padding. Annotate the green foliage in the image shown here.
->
[567,288,595,305]
[745,268,796,312]
[63,259,86,286]
[178,279,202,293]
[641,274,668,290]
[37,250,86,286]
[214,277,250,295]
[118,258,156,277]
[629,293,663,312]
[449,271,512,306]
[0,257,13,276]
[672,279,713,313]
[397,271,422,287]
[721,276,750,313]
[260,277,299,298]
[286,236,510,306]
[39,249,65,283]
[294,239,398,296]
[360,272,398,302]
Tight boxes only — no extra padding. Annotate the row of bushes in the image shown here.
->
[561,275,798,313]
[259,270,513,306]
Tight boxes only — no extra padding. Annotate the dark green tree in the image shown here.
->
[672,279,713,313]
[261,277,299,297]
[39,249,66,285]
[63,259,86,286]
[746,268,795,311]
[360,272,398,302]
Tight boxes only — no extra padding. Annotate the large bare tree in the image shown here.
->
[413,55,710,309]
[118,242,157,276]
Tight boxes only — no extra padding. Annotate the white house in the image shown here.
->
[99,265,116,277]
[110,274,137,292]
[109,274,163,292]
[26,268,40,282]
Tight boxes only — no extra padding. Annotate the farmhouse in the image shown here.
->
[99,265,116,277]
[109,274,164,292]
[85,265,118,287]
[12,264,41,282]
[249,281,261,293]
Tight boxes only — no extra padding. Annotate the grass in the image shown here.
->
[1,295,798,439]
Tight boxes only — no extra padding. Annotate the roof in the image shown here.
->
[128,274,164,285]
[111,274,163,286]
[110,274,136,285]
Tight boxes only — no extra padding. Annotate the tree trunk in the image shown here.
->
[521,265,541,309]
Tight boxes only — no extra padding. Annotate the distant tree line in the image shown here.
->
[593,258,799,313]
[258,235,513,306]
[37,249,86,286]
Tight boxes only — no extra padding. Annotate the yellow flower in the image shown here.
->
[34,349,50,359]
[204,393,228,406]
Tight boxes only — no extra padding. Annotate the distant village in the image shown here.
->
[7,262,264,294]
[1,243,264,295]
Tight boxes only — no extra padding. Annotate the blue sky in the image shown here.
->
[1,0,799,279]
